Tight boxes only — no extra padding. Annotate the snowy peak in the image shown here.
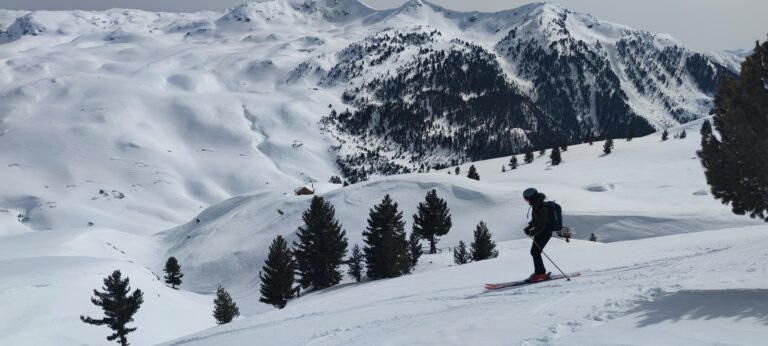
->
[216,0,375,26]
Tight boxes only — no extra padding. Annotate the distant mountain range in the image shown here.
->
[0,1,746,229]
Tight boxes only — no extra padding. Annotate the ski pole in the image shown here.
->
[530,236,571,281]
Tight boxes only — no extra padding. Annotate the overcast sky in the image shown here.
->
[1,0,763,52]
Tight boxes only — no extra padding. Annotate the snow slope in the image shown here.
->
[0,227,216,345]
[164,225,768,346]
[161,117,760,295]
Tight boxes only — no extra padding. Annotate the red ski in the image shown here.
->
[484,272,581,290]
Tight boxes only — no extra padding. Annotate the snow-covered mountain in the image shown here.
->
[0,1,762,345]
[0,1,740,225]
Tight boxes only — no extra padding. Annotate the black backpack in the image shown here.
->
[543,201,563,232]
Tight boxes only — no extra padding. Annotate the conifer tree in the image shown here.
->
[454,166,460,175]
[362,195,410,279]
[453,241,470,265]
[698,39,768,222]
[470,221,498,261]
[260,235,296,309]
[509,156,518,170]
[407,231,422,271]
[589,232,598,242]
[501,165,506,172]
[81,270,144,346]
[626,128,635,141]
[550,146,562,165]
[213,286,240,324]
[347,244,364,282]
[293,196,348,290]
[467,165,480,180]
[412,189,452,254]
[163,256,183,289]
[524,151,534,164]
[603,138,614,154]
[661,129,669,141]
[679,129,687,139]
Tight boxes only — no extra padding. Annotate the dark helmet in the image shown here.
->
[523,188,538,200]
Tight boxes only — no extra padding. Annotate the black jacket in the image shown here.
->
[526,193,550,236]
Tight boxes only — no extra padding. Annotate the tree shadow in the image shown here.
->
[628,289,768,327]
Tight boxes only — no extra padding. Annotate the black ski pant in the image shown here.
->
[530,230,552,274]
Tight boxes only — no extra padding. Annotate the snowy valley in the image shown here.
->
[0,0,765,345]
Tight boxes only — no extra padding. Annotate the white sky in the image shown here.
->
[0,0,764,52]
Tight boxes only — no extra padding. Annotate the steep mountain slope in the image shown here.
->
[0,1,741,232]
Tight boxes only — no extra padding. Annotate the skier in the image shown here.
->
[523,188,552,282]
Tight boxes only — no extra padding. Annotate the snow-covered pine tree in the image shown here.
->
[213,286,240,324]
[412,189,452,254]
[453,241,470,265]
[550,146,562,165]
[260,235,296,309]
[509,156,518,169]
[698,39,768,222]
[470,221,499,261]
[603,138,614,154]
[407,231,422,271]
[661,129,669,141]
[524,151,534,163]
[163,256,183,289]
[293,196,348,290]
[679,129,687,139]
[80,270,144,346]
[467,165,480,180]
[454,166,460,175]
[347,244,364,282]
[362,194,410,279]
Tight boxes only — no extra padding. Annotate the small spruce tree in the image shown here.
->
[661,129,669,141]
[213,286,240,324]
[293,196,348,290]
[603,138,614,154]
[347,244,365,282]
[470,221,499,261]
[509,156,518,170]
[501,165,506,172]
[260,235,296,309]
[411,189,452,254]
[626,128,635,141]
[453,241,470,265]
[454,166,460,175]
[163,256,183,289]
[362,195,410,279]
[466,165,480,180]
[524,151,534,164]
[679,129,687,139]
[589,232,598,242]
[550,146,562,166]
[407,231,422,271]
[81,270,144,346]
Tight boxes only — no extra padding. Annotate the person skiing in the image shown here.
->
[523,187,552,282]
